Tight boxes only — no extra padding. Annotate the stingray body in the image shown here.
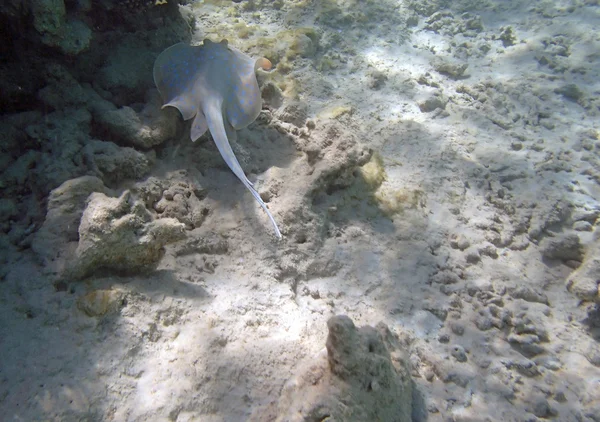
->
[153,39,281,238]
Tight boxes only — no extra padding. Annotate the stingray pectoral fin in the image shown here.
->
[204,101,282,239]
[162,96,197,121]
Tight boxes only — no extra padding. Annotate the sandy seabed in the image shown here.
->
[1,0,600,421]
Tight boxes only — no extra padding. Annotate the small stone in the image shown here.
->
[483,374,515,400]
[475,315,493,331]
[418,93,447,112]
[534,355,562,371]
[585,345,600,367]
[565,260,582,269]
[554,84,584,101]
[510,235,530,251]
[465,248,481,264]
[368,70,388,90]
[450,344,468,362]
[443,368,473,387]
[467,279,493,296]
[290,33,316,58]
[449,321,465,335]
[427,403,439,413]
[566,246,600,303]
[262,81,284,108]
[573,220,593,231]
[478,358,491,369]
[489,303,511,325]
[430,270,461,285]
[571,208,599,223]
[554,391,567,403]
[77,289,124,317]
[449,294,462,309]
[511,286,549,305]
[438,333,450,343]
[479,243,498,259]
[511,141,523,151]
[432,59,468,79]
[513,359,541,377]
[277,101,309,127]
[450,235,470,250]
[499,26,517,47]
[540,233,584,262]
[531,396,556,418]
[507,333,546,357]
[424,303,448,321]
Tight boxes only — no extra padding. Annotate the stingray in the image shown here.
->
[153,39,281,238]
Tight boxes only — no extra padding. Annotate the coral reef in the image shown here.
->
[276,315,413,422]
[65,190,186,280]
[133,174,208,230]
[31,176,110,274]
[32,0,92,55]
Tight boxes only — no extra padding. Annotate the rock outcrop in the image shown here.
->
[276,315,413,422]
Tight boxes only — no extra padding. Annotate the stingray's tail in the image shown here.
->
[244,183,282,239]
[204,101,282,239]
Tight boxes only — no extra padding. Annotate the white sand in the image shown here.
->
[1,0,599,421]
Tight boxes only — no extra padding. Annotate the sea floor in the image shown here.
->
[1,0,600,421]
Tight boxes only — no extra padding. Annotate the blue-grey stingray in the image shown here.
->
[153,39,281,238]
